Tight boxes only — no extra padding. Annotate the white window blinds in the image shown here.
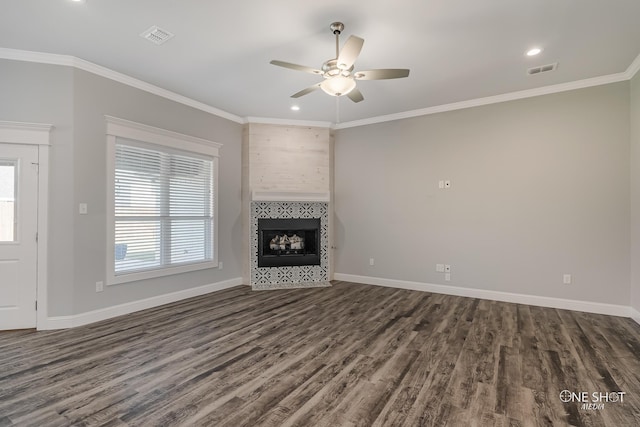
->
[114,141,214,275]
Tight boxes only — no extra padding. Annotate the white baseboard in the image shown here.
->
[631,308,640,326]
[333,273,632,318]
[41,277,244,330]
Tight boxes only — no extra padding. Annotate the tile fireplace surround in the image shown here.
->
[250,200,330,290]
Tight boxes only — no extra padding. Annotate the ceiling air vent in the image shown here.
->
[527,62,558,75]
[140,26,174,45]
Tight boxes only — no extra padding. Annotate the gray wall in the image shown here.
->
[1,59,75,315]
[2,56,637,315]
[631,71,640,313]
[334,83,631,306]
[1,59,243,316]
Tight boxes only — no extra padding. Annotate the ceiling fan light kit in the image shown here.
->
[270,22,410,103]
[321,75,356,96]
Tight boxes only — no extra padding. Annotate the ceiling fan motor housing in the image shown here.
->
[322,59,353,78]
[330,22,344,34]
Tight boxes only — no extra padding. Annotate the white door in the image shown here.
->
[0,143,38,329]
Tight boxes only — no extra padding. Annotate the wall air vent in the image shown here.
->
[527,63,558,75]
[140,26,174,45]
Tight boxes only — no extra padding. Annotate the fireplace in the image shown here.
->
[250,201,329,290]
[257,218,320,267]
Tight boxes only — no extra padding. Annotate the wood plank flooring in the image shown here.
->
[1,281,639,426]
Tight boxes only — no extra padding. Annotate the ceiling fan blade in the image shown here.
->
[291,83,322,98]
[347,88,364,103]
[354,69,410,80]
[337,36,364,69]
[270,60,322,75]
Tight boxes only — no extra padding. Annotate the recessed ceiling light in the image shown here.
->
[290,105,300,111]
[526,48,542,56]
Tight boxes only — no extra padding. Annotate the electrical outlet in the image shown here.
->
[219,262,223,270]
[438,180,444,189]
[563,274,572,284]
[96,281,104,292]
[436,264,445,272]
[445,273,451,281]
[79,203,88,215]
[369,258,375,266]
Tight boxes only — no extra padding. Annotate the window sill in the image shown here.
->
[107,260,218,286]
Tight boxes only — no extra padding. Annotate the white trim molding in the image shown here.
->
[0,121,53,145]
[245,116,333,129]
[334,72,630,130]
[632,308,640,326]
[105,115,222,157]
[4,47,639,130]
[251,190,331,202]
[334,273,632,318]
[335,51,640,129]
[0,121,52,330]
[41,277,244,330]
[0,48,243,124]
[624,51,640,80]
[105,117,221,286]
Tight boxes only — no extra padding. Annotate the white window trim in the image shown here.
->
[105,116,221,286]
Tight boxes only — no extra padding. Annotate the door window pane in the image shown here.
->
[0,160,17,242]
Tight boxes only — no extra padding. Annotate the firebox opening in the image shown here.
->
[258,218,321,268]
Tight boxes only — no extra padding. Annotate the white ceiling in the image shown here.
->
[1,0,640,124]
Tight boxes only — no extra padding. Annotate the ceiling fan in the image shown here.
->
[270,22,410,103]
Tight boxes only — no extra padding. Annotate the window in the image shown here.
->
[0,160,17,242]
[106,117,221,285]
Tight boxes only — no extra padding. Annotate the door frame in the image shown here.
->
[0,120,52,330]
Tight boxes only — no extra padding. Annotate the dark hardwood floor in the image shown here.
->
[1,281,639,426]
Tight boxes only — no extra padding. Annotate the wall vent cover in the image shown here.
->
[140,26,174,45]
[527,63,558,75]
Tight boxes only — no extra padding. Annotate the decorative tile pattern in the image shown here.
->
[251,201,329,290]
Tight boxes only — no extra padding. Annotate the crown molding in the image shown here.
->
[624,52,640,80]
[0,48,244,124]
[335,71,630,129]
[3,47,639,130]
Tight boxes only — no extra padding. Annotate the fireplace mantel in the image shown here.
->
[251,190,330,203]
